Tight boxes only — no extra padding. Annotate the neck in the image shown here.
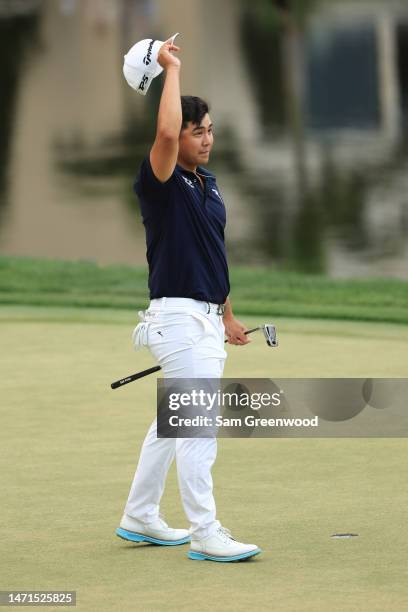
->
[177,158,197,173]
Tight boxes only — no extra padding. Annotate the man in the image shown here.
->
[116,38,261,562]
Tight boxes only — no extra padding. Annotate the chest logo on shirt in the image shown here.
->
[182,176,195,189]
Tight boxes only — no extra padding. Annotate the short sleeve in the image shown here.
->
[133,155,175,201]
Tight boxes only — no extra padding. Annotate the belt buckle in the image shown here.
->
[216,304,225,316]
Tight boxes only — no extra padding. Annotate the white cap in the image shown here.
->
[123,33,179,95]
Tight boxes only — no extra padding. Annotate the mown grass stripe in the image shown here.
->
[1,256,407,325]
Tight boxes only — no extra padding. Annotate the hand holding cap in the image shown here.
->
[123,33,180,95]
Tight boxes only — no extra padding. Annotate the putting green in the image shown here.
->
[1,306,408,611]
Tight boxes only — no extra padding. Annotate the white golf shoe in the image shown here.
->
[116,513,190,546]
[188,526,262,562]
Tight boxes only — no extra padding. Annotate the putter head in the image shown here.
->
[262,324,278,347]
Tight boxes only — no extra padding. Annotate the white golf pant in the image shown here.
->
[124,297,227,540]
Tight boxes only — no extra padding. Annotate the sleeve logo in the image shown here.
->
[211,187,224,202]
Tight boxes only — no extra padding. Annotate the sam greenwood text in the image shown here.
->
[168,415,319,427]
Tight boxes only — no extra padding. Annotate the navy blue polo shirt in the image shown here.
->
[134,156,230,304]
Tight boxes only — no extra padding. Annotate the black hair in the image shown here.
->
[181,96,210,129]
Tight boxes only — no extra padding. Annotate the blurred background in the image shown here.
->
[1,0,408,277]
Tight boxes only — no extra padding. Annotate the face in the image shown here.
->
[178,113,214,167]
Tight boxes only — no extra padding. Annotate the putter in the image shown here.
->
[111,324,277,389]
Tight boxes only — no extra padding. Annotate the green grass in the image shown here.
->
[1,308,408,611]
[1,256,408,324]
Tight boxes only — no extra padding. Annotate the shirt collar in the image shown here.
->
[175,164,216,180]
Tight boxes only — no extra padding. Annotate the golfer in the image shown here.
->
[117,38,261,562]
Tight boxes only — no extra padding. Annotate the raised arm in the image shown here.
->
[149,39,182,183]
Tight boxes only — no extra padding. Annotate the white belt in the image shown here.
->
[148,297,226,316]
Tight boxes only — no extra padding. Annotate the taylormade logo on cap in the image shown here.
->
[123,33,179,96]
[143,40,155,66]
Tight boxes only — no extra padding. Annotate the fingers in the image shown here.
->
[226,335,251,345]
[160,42,180,53]
[224,320,251,345]
[163,36,180,50]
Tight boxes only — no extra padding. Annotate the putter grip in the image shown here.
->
[111,365,162,389]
